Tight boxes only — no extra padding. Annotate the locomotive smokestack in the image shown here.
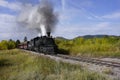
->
[47,32,50,37]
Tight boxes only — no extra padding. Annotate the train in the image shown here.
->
[18,32,58,54]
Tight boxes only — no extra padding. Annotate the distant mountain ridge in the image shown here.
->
[76,35,119,39]
[56,35,120,40]
[55,37,69,40]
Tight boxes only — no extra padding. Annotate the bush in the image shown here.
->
[0,40,8,50]
[55,37,120,57]
[0,40,16,50]
[8,40,16,49]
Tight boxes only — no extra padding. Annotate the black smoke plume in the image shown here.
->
[18,0,58,36]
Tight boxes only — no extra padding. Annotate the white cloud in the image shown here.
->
[92,22,110,31]
[0,13,16,33]
[0,13,17,40]
[102,12,120,19]
[0,14,18,38]
[0,0,22,11]
[0,13,15,22]
[58,0,95,21]
[87,11,120,21]
[0,13,39,41]
[54,22,120,39]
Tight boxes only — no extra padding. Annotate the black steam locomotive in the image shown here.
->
[18,32,58,54]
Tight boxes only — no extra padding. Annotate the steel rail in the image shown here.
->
[22,49,120,68]
[56,54,120,68]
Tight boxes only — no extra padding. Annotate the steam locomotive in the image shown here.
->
[18,32,58,54]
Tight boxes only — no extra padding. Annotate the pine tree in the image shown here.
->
[24,36,27,42]
[16,40,21,48]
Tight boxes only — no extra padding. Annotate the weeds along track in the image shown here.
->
[22,49,120,69]
[56,54,120,69]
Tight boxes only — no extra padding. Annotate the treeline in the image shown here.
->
[55,36,120,57]
[0,40,20,50]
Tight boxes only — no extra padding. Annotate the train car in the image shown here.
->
[18,42,28,49]
[18,44,24,49]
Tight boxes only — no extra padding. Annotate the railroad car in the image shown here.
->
[18,42,28,49]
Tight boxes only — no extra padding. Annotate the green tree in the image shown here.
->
[8,40,16,49]
[24,36,27,42]
[0,40,8,50]
[16,40,21,48]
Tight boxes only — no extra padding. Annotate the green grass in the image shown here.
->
[55,37,120,57]
[0,49,108,80]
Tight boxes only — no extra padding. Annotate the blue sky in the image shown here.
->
[0,0,120,40]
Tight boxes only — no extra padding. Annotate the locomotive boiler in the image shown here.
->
[19,32,58,54]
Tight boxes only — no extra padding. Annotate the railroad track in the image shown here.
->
[56,54,120,68]
[22,49,120,69]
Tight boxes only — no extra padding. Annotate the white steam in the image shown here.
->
[40,24,46,36]
[18,0,58,36]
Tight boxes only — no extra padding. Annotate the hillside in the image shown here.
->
[56,35,120,40]
[55,35,120,57]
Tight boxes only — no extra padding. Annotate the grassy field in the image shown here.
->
[0,49,108,80]
[56,37,120,57]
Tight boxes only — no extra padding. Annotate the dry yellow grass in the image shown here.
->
[0,49,108,80]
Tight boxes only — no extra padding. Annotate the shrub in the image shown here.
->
[55,37,120,57]
[0,40,16,50]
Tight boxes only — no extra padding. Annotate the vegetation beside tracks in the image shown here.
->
[0,49,108,80]
[55,36,120,57]
[0,40,20,50]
